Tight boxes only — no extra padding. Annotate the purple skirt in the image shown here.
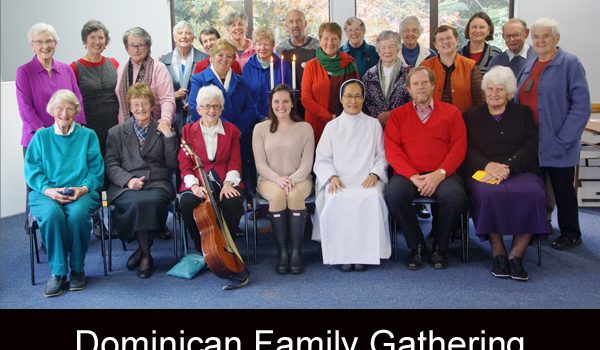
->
[468,172,549,241]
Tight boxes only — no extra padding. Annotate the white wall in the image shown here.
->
[515,0,599,102]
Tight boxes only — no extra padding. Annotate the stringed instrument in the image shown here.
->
[181,139,249,290]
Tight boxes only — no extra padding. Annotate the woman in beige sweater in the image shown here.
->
[252,84,315,274]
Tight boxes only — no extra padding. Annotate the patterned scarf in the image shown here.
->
[118,55,155,118]
[377,59,403,102]
[316,48,358,115]
[130,115,149,148]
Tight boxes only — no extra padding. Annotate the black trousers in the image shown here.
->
[385,174,467,251]
[179,182,245,245]
[541,166,581,238]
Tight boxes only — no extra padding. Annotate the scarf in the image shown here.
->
[118,55,155,118]
[172,47,194,92]
[316,48,358,115]
[130,115,149,148]
[377,59,403,102]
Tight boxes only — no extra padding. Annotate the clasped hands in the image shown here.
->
[44,186,88,204]
[275,176,295,195]
[483,162,510,184]
[410,171,445,197]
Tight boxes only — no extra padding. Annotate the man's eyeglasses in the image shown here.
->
[502,33,523,40]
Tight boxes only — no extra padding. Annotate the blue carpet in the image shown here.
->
[1,209,599,309]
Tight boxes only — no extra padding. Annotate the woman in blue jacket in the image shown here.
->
[515,18,591,251]
[242,27,292,119]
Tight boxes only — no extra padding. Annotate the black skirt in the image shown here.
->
[112,187,172,241]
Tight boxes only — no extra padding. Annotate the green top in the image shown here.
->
[25,124,104,194]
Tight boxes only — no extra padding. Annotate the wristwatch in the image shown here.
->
[439,168,447,176]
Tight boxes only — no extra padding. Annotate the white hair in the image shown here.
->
[46,89,80,115]
[482,66,517,99]
[399,16,423,35]
[173,20,195,37]
[27,22,59,44]
[531,17,560,37]
[375,30,401,53]
[196,85,225,106]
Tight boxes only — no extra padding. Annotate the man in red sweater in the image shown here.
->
[384,66,467,270]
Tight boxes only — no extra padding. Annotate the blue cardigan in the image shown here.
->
[188,68,260,160]
[515,48,591,167]
[242,53,292,119]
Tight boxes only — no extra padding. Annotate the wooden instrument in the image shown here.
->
[181,139,249,290]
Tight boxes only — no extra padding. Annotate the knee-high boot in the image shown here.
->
[270,210,289,274]
[288,209,307,274]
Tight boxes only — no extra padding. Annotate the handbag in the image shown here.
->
[167,224,205,279]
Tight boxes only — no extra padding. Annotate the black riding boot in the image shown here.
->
[288,209,307,274]
[270,210,289,274]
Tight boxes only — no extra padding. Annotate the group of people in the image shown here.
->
[17,9,590,298]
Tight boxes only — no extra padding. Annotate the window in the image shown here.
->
[357,0,430,48]
[357,0,512,50]
[172,0,329,52]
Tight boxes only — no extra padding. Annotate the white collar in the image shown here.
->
[53,122,75,136]
[199,118,225,135]
[507,43,530,61]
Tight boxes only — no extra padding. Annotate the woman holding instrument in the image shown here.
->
[178,85,245,254]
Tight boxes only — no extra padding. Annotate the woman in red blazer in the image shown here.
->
[177,85,245,250]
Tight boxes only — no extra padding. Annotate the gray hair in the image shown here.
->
[81,19,110,45]
[27,22,59,44]
[46,89,81,115]
[173,20,195,37]
[224,11,248,27]
[196,85,225,106]
[399,16,423,35]
[375,30,401,52]
[503,18,528,31]
[122,27,152,48]
[482,66,517,99]
[344,17,365,32]
[531,17,560,37]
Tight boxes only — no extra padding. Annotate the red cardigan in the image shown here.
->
[177,120,243,192]
[384,101,467,179]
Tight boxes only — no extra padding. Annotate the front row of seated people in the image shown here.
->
[24,63,561,296]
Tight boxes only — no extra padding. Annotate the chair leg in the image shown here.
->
[172,209,178,263]
[461,212,470,264]
[99,209,107,277]
[253,198,258,265]
[244,201,250,264]
[108,208,113,272]
[29,225,35,286]
[537,235,542,267]
[389,214,397,262]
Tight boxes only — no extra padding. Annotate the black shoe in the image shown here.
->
[69,271,86,291]
[339,264,352,272]
[137,256,154,279]
[414,203,431,219]
[126,250,142,270]
[407,245,427,270]
[509,257,529,281]
[430,248,448,269]
[44,275,66,297]
[491,255,510,278]
[352,264,366,271]
[552,235,582,250]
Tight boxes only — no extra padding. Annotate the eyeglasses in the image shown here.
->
[200,104,223,111]
[32,39,56,46]
[342,94,364,101]
[127,43,147,50]
[502,33,523,40]
[131,102,151,110]
[54,106,76,114]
